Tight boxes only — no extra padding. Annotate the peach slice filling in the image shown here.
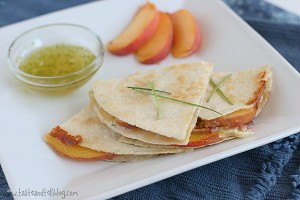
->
[174,128,226,147]
[197,106,257,128]
[45,126,114,161]
[114,118,226,148]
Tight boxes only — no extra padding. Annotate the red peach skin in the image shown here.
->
[171,9,202,58]
[135,12,173,64]
[174,129,225,148]
[108,2,160,55]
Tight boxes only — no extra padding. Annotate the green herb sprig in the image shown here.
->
[207,74,234,105]
[128,86,223,116]
[127,86,171,95]
[147,81,161,119]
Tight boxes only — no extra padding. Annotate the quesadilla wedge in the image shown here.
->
[116,65,270,149]
[44,105,189,162]
[197,65,272,128]
[45,133,156,162]
[91,62,213,145]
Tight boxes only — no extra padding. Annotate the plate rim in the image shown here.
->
[1,0,300,199]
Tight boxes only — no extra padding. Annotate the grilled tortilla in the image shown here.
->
[118,126,254,149]
[45,105,189,162]
[91,62,213,145]
[45,64,272,162]
[115,66,271,148]
[198,65,272,127]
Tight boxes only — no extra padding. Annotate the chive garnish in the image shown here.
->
[207,74,234,105]
[129,87,223,116]
[147,81,161,119]
[127,86,171,95]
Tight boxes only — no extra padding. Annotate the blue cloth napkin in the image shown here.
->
[1,0,299,199]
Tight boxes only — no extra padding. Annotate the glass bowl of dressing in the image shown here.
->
[8,23,104,93]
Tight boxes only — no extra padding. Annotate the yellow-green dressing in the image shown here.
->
[19,44,96,77]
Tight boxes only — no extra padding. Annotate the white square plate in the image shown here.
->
[1,0,300,199]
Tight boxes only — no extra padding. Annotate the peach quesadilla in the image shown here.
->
[45,105,189,162]
[45,63,272,161]
[118,65,271,149]
[90,62,213,145]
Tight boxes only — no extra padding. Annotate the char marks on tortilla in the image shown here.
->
[199,65,272,120]
[53,105,189,156]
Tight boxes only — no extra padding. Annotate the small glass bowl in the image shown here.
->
[8,23,104,93]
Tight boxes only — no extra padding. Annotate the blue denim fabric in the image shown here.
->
[0,0,299,199]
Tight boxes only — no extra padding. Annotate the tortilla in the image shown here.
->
[91,62,213,144]
[90,93,195,145]
[118,127,254,149]
[113,66,269,148]
[256,74,272,116]
[56,105,189,156]
[199,65,271,120]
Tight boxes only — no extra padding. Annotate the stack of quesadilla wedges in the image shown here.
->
[45,62,272,162]
[119,65,272,148]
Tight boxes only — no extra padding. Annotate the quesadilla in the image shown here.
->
[118,126,253,149]
[197,65,272,128]
[45,63,272,162]
[91,62,213,145]
[44,105,189,162]
[117,65,271,149]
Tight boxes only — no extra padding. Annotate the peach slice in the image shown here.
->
[135,12,173,64]
[107,2,160,55]
[171,9,202,58]
[175,128,225,148]
[198,106,257,128]
[44,134,115,161]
